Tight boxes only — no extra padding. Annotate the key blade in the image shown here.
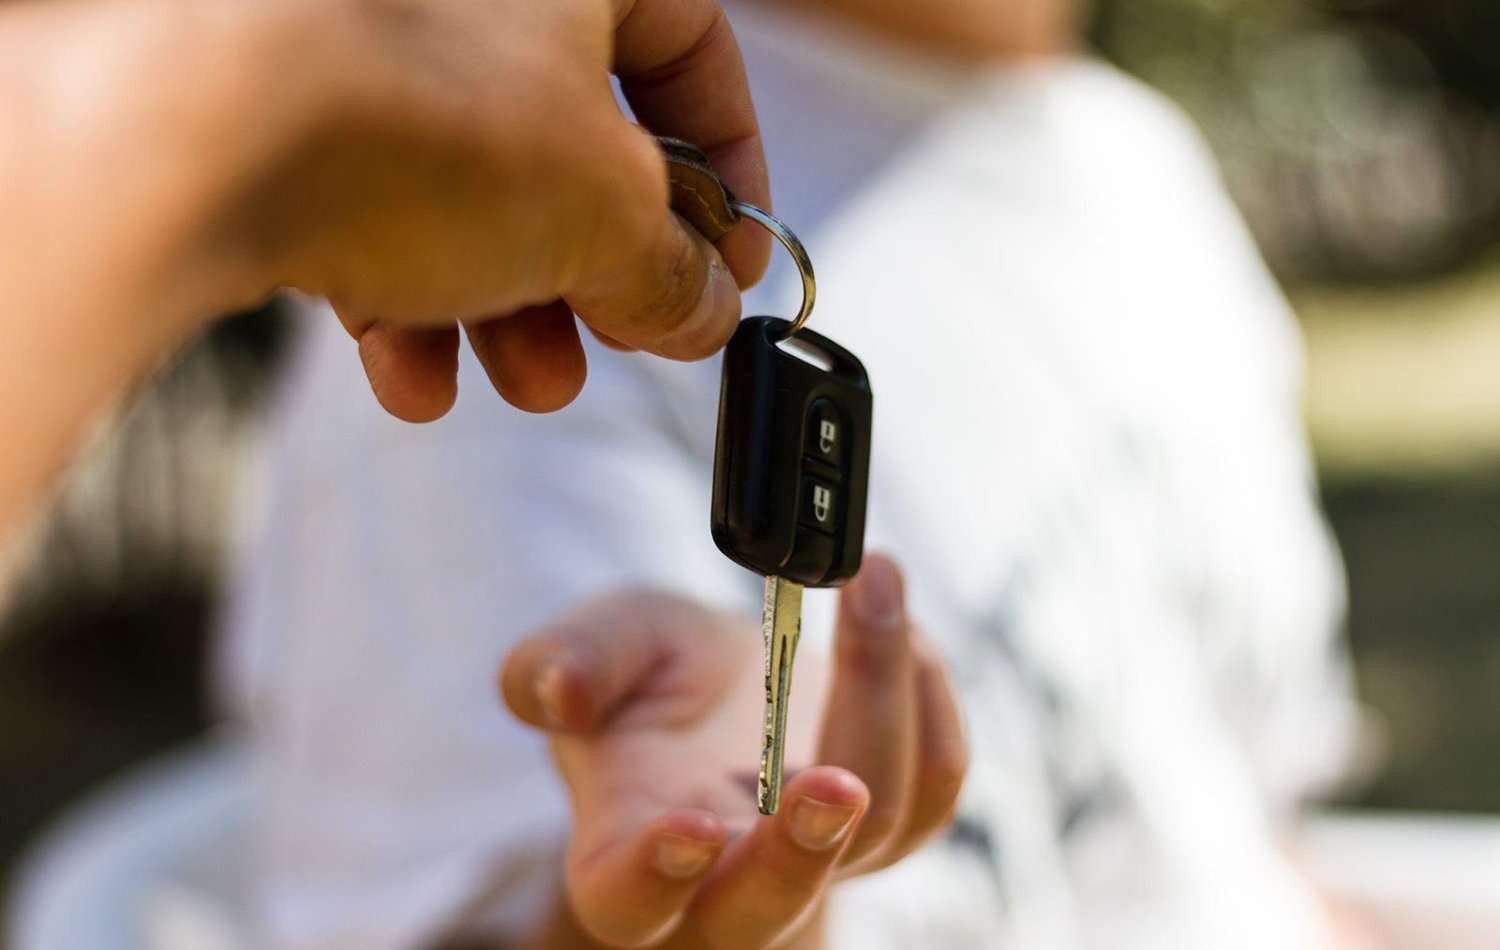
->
[759,575,804,815]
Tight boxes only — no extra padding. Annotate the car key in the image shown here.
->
[714,315,872,815]
[661,138,874,815]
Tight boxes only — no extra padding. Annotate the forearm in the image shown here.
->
[0,0,283,538]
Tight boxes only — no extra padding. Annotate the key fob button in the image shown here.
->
[799,476,839,534]
[805,398,844,469]
[785,527,836,579]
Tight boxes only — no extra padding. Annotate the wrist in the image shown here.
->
[173,0,352,313]
[35,0,348,329]
[123,0,334,324]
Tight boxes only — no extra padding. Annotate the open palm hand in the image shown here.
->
[501,555,967,949]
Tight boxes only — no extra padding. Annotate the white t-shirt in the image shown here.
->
[221,6,1354,947]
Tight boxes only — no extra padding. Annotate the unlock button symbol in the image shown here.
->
[807,399,844,467]
[819,420,837,455]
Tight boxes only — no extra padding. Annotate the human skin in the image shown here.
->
[0,0,770,545]
[785,0,1083,59]
[479,7,1062,946]
[499,555,968,950]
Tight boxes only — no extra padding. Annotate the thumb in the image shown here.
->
[499,590,738,733]
[561,126,744,361]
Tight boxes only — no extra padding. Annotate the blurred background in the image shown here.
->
[3,0,1500,943]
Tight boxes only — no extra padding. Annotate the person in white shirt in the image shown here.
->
[223,1,1361,947]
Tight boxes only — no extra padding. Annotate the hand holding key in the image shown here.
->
[500,555,967,950]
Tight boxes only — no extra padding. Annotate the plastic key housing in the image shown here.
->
[712,317,872,587]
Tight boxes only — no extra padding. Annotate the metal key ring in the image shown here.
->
[731,201,816,338]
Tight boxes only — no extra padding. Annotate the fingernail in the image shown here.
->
[848,558,902,627]
[534,658,569,728]
[656,255,739,360]
[654,834,717,879]
[790,797,860,852]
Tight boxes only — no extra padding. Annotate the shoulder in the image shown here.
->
[808,57,1302,413]
[847,58,1235,248]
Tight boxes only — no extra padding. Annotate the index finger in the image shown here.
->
[684,767,868,949]
[612,0,771,288]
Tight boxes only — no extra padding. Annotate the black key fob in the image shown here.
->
[711,317,872,587]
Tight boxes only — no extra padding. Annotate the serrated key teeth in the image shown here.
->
[757,576,804,816]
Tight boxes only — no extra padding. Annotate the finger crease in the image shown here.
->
[620,9,727,88]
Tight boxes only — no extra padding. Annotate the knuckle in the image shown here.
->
[758,846,822,891]
[573,889,684,949]
[622,220,704,339]
[590,128,669,257]
[910,767,966,841]
[521,107,664,297]
[700,889,805,950]
[570,131,710,342]
[755,834,832,895]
